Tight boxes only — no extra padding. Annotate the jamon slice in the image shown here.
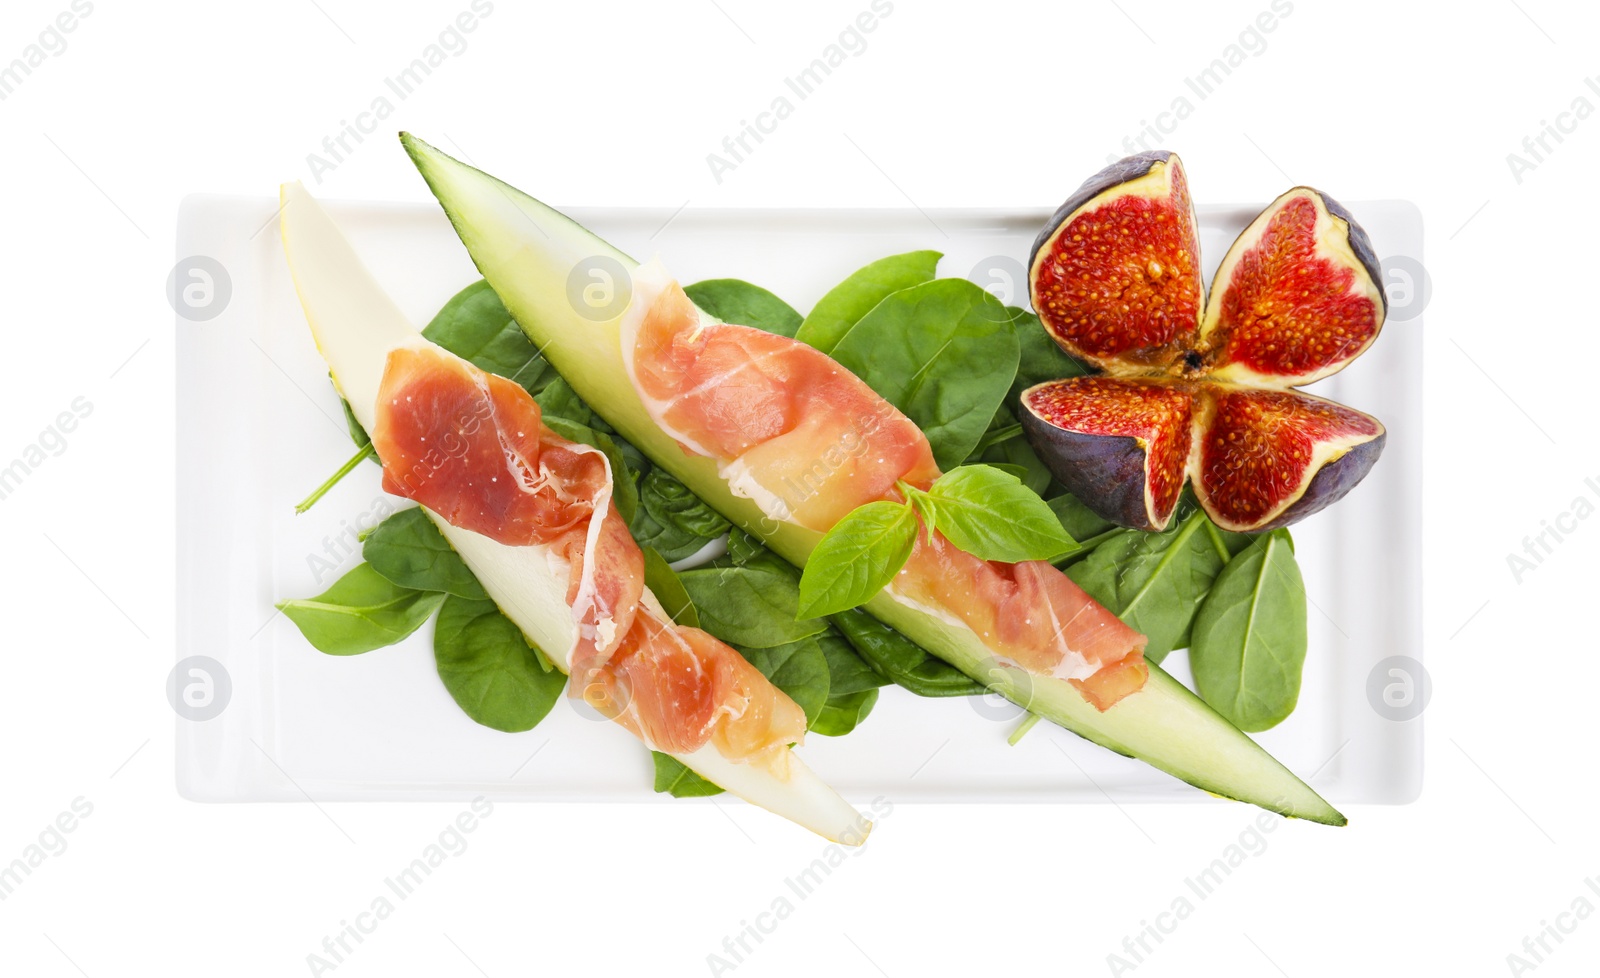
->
[280,181,860,841]
[624,266,940,530]
[621,261,1147,711]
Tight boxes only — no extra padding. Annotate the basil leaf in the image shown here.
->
[433,594,565,732]
[651,752,724,797]
[738,638,831,728]
[812,689,880,737]
[924,465,1075,563]
[797,500,918,618]
[795,250,942,354]
[830,607,984,698]
[422,280,552,395]
[1065,510,1228,664]
[1188,529,1308,732]
[830,278,1020,469]
[278,563,446,656]
[641,546,699,628]
[678,565,829,648]
[685,279,803,337]
[541,415,639,525]
[361,507,487,599]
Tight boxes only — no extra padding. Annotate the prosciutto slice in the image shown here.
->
[622,261,1148,710]
[372,344,806,765]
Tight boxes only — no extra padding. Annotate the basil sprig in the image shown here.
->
[796,464,1077,619]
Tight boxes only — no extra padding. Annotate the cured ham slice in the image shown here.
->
[372,343,807,767]
[621,260,1147,710]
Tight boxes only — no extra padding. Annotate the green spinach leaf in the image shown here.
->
[1005,306,1088,408]
[812,689,880,737]
[685,279,803,337]
[830,279,1020,469]
[738,637,831,728]
[795,250,942,354]
[678,564,829,648]
[830,607,985,698]
[433,594,566,732]
[1065,510,1228,664]
[1188,529,1308,732]
[630,468,730,562]
[641,546,699,628]
[534,376,594,426]
[422,280,552,395]
[651,752,724,797]
[362,507,488,599]
[278,563,446,656]
[797,501,919,618]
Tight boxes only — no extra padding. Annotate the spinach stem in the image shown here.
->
[295,443,376,514]
[1008,712,1042,746]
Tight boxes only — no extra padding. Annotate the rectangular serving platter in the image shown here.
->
[175,196,1423,805]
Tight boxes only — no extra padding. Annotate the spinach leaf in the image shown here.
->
[1065,510,1228,664]
[923,465,1075,563]
[830,279,1020,469]
[534,376,595,426]
[433,594,565,732]
[738,638,831,728]
[362,507,488,599]
[797,501,919,618]
[685,279,803,337]
[641,546,699,628]
[1006,306,1088,408]
[278,563,446,656]
[340,395,372,449]
[651,752,724,797]
[678,564,829,648]
[812,689,880,737]
[1188,529,1308,732]
[422,280,552,395]
[830,607,985,698]
[817,631,890,697]
[630,468,730,562]
[1048,491,1118,542]
[795,250,941,354]
[542,414,639,524]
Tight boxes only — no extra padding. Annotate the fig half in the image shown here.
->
[1022,154,1388,533]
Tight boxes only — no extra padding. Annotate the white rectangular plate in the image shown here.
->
[175,197,1423,805]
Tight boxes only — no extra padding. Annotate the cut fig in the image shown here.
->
[1022,153,1388,533]
[1191,386,1384,533]
[1200,188,1387,387]
[1028,151,1202,373]
[1019,377,1195,532]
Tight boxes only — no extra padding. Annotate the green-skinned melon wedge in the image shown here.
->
[279,180,871,844]
[399,133,1347,826]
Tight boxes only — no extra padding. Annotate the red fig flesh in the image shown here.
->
[1022,153,1388,533]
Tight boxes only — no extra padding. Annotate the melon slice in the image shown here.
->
[279,181,869,844]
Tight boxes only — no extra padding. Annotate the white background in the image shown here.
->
[0,0,1591,975]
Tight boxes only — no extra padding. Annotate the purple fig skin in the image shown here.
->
[1018,407,1169,532]
[1241,431,1387,533]
[1312,190,1388,321]
[1028,151,1177,285]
